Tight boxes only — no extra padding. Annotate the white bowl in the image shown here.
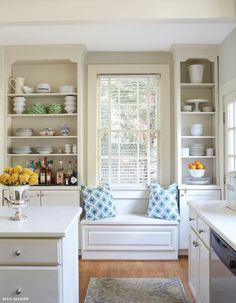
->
[188,64,204,83]
[23,86,33,94]
[190,124,203,136]
[202,106,213,112]
[59,85,75,93]
[189,169,205,178]
[182,105,192,112]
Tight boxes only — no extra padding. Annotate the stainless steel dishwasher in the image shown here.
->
[211,229,236,303]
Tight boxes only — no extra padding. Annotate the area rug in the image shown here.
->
[84,277,189,303]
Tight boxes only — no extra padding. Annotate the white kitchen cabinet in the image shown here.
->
[2,189,79,207]
[0,206,81,303]
[189,228,199,301]
[179,188,220,250]
[188,206,210,303]
[3,189,41,206]
[41,190,79,206]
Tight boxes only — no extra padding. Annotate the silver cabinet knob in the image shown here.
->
[189,217,195,222]
[193,241,199,247]
[16,288,22,295]
[15,250,21,256]
[36,193,40,197]
[198,229,204,234]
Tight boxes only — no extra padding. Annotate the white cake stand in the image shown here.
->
[185,99,209,112]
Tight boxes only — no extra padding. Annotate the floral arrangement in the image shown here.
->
[0,165,38,186]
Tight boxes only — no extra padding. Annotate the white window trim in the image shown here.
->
[87,64,171,188]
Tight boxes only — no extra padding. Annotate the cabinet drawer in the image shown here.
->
[83,225,178,251]
[0,266,62,303]
[189,208,197,232]
[197,217,210,248]
[0,239,61,265]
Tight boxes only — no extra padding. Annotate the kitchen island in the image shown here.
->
[0,206,82,303]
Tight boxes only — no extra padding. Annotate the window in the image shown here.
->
[97,75,160,186]
[225,94,236,172]
[87,65,170,187]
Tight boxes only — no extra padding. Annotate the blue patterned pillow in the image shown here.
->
[81,184,117,220]
[146,182,180,221]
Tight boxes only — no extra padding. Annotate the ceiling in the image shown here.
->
[0,21,236,51]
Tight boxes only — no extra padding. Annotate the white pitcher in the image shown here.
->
[9,77,25,94]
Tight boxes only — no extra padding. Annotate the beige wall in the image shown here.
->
[219,28,236,85]
[0,0,235,24]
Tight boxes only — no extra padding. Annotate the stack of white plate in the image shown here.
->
[64,96,76,113]
[15,128,33,137]
[186,177,211,185]
[35,146,53,154]
[190,143,205,156]
[12,146,32,154]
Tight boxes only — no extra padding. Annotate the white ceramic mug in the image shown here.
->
[9,77,25,94]
[181,148,190,157]
[190,124,203,136]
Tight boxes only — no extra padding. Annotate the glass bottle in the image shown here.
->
[34,161,41,184]
[56,161,64,185]
[29,160,35,171]
[40,160,46,185]
[65,160,73,186]
[46,160,53,185]
[70,161,78,186]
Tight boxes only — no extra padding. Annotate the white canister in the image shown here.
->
[188,64,204,83]
[181,148,190,157]
[206,148,214,156]
[190,124,203,136]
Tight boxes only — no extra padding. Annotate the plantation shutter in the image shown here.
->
[97,74,161,186]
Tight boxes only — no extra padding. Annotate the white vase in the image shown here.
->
[188,64,204,83]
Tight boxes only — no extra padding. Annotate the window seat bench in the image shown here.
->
[81,213,179,260]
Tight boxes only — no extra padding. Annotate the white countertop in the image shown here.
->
[0,206,82,238]
[188,200,236,251]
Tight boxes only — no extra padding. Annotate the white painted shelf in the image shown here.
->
[181,112,215,115]
[8,154,77,156]
[181,156,216,159]
[7,113,77,117]
[8,136,77,139]
[8,93,77,97]
[180,83,215,88]
[181,136,216,139]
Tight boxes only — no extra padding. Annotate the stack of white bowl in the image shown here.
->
[15,128,33,136]
[13,146,32,154]
[13,97,26,114]
[64,96,76,114]
[190,143,205,156]
[36,146,53,154]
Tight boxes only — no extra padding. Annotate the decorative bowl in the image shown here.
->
[60,125,71,136]
[189,169,205,178]
[27,103,47,114]
[47,103,62,114]
[23,86,33,94]
[39,128,56,136]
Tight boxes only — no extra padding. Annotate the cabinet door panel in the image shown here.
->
[3,190,41,206]
[179,190,220,250]
[0,266,62,303]
[188,229,199,302]
[41,190,79,206]
[199,240,210,303]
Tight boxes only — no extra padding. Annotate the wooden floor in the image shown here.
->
[79,257,195,303]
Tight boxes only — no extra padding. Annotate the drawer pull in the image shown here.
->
[15,250,21,256]
[193,241,199,247]
[16,288,22,295]
[198,229,204,234]
[189,217,195,222]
